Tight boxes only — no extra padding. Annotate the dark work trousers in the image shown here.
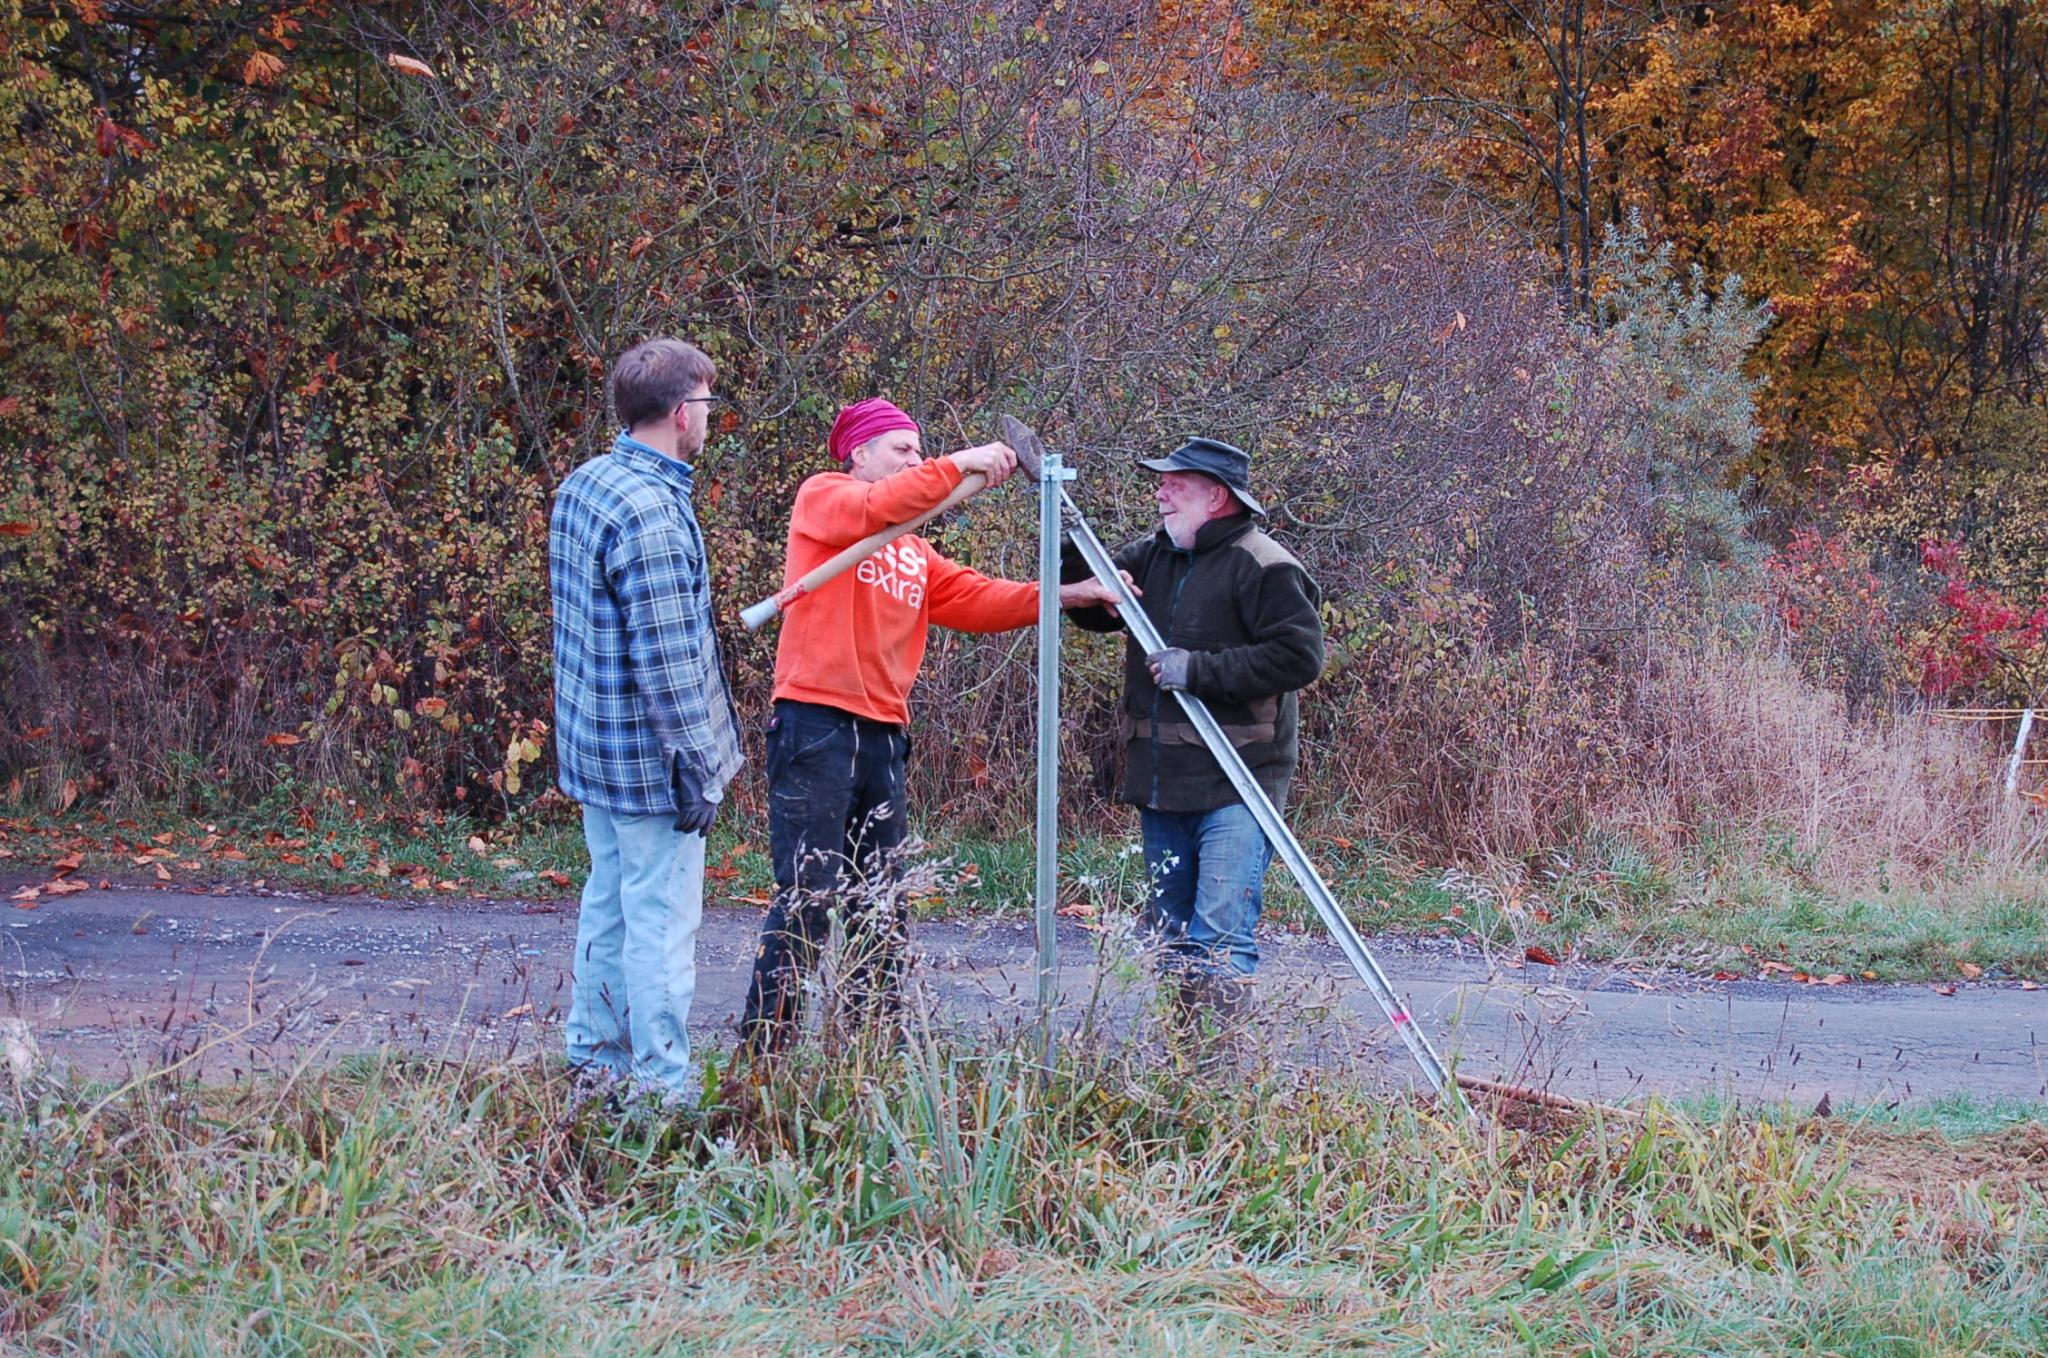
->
[740,699,911,1052]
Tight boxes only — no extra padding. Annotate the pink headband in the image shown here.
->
[827,397,920,463]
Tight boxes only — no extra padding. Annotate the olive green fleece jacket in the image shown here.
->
[1063,513,1324,813]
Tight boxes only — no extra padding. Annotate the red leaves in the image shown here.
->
[1524,945,1560,966]
[263,732,302,747]
[93,117,153,158]
[0,522,35,538]
[1914,536,2046,699]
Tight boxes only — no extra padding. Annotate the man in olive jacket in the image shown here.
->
[1065,437,1324,1016]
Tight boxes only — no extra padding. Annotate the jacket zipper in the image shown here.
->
[1149,547,1195,810]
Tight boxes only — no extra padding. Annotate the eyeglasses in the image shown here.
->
[675,394,726,406]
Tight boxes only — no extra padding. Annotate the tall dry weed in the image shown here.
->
[1356,639,2046,885]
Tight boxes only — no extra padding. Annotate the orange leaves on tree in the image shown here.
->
[242,51,287,87]
[387,54,439,80]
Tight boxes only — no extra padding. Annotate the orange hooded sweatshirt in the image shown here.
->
[771,459,1036,725]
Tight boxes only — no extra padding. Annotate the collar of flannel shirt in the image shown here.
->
[611,430,697,495]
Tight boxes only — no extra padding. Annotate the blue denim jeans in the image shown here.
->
[1141,803,1275,976]
[565,805,706,1095]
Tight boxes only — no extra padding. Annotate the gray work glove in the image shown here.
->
[1147,647,1192,691]
[671,762,720,836]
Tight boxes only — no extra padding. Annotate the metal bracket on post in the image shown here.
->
[1034,450,1077,1048]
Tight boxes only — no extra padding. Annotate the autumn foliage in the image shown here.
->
[0,0,2040,856]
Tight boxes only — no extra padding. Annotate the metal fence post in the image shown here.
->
[2008,708,2037,795]
[1034,449,1071,1044]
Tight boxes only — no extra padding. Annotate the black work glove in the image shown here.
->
[671,761,719,836]
[1147,647,1191,691]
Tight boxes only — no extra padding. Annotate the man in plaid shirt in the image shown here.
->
[550,337,743,1102]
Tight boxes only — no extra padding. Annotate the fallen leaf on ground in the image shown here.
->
[53,853,82,876]
[10,885,39,904]
[1524,945,1560,966]
[1711,970,1742,981]
[1056,901,1098,918]
[1626,978,1655,991]
[1957,962,1984,979]
[2021,980,2041,991]
[1932,984,1957,996]
[539,869,571,888]
[153,864,171,881]
[1816,973,1850,986]
[1758,961,1798,976]
[44,879,87,897]
[502,1003,533,1019]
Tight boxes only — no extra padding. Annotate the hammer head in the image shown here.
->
[999,413,1048,481]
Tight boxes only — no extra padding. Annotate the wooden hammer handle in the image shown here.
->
[739,471,989,631]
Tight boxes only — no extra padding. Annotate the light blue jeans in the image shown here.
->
[565,806,706,1095]
[1141,803,1275,976]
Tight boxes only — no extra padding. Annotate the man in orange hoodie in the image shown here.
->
[740,398,1123,1052]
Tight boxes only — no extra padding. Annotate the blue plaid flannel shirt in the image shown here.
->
[550,432,744,816]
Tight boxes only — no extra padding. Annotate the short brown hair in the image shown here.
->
[610,338,716,429]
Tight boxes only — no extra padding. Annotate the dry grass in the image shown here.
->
[1619,646,2042,885]
[2,1026,2045,1356]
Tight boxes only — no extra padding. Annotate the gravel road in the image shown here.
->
[6,879,2045,1106]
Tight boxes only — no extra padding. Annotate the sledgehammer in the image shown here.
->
[738,462,1000,631]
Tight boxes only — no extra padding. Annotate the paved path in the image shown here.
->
[5,881,2046,1105]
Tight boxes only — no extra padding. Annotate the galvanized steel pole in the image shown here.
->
[1034,449,1070,1031]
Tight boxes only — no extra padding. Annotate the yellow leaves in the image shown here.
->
[502,734,545,795]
